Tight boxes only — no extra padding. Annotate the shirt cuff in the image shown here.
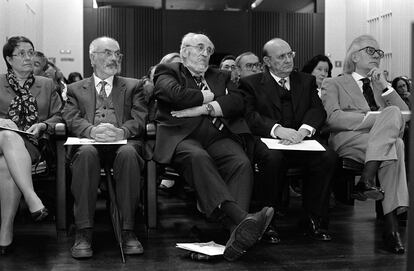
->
[121,127,130,139]
[208,101,223,117]
[381,87,394,96]
[299,124,315,137]
[270,124,280,138]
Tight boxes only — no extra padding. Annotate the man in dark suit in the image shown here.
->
[239,38,337,241]
[153,32,273,261]
[63,36,147,259]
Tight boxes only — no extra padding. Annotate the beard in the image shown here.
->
[185,58,209,75]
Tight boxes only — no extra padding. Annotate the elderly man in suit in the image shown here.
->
[63,36,147,259]
[322,35,408,254]
[239,38,337,242]
[153,32,273,261]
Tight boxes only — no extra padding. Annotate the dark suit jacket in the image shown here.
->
[0,74,62,134]
[239,70,326,138]
[63,76,147,141]
[153,62,250,164]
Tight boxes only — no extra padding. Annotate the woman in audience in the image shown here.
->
[0,36,62,255]
[302,54,333,97]
[67,72,83,84]
[392,76,411,107]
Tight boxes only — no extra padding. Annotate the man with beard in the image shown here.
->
[63,36,147,259]
[153,32,274,261]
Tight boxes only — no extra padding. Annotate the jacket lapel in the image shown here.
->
[83,77,96,123]
[261,70,281,114]
[111,76,126,125]
[339,74,370,110]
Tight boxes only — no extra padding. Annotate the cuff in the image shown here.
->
[202,90,214,103]
[270,124,280,138]
[208,101,223,117]
[299,124,315,137]
[381,87,394,96]
[121,127,130,139]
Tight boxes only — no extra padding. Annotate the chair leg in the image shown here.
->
[56,139,66,231]
[146,160,157,229]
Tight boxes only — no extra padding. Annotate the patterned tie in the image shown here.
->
[279,78,287,89]
[361,78,378,111]
[99,81,107,98]
[193,76,205,90]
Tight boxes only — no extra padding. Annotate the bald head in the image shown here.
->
[263,38,294,78]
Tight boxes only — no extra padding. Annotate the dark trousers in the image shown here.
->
[70,142,143,230]
[254,140,337,219]
[171,119,253,217]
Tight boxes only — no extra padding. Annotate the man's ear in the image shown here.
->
[263,56,270,67]
[351,52,359,64]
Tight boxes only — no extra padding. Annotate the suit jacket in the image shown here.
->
[153,62,250,164]
[63,76,147,141]
[239,69,326,137]
[0,74,62,134]
[321,74,409,153]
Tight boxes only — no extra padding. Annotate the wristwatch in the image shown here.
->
[205,103,213,115]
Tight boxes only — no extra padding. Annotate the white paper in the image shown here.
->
[356,110,411,130]
[64,137,127,145]
[176,241,225,256]
[260,138,326,151]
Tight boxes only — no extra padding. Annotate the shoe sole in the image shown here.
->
[364,190,384,201]
[123,246,144,255]
[71,249,93,259]
[223,219,260,261]
[351,192,368,201]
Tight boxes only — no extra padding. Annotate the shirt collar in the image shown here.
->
[351,72,366,92]
[269,70,290,89]
[93,74,114,88]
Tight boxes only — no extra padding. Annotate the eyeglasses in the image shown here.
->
[185,44,214,56]
[222,64,237,71]
[244,62,262,71]
[93,49,123,59]
[358,46,384,58]
[12,50,35,59]
[274,51,296,61]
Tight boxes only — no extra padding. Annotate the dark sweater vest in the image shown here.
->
[94,93,117,126]
[276,84,297,129]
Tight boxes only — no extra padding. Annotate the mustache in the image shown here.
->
[106,61,118,68]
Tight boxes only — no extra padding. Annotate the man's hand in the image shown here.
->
[0,119,18,129]
[91,123,125,142]
[26,123,47,138]
[368,67,388,93]
[274,126,303,144]
[201,90,214,103]
[171,105,206,118]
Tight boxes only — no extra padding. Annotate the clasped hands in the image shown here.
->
[90,123,124,142]
[275,126,309,145]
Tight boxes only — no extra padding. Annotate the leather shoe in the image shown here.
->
[261,225,281,244]
[351,182,384,201]
[71,228,93,259]
[223,207,274,261]
[31,207,49,222]
[383,231,405,254]
[299,215,332,241]
[0,243,12,256]
[122,230,144,255]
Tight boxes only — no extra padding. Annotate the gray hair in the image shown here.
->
[89,36,119,54]
[343,34,378,74]
[160,52,180,64]
[179,32,214,61]
[235,52,257,68]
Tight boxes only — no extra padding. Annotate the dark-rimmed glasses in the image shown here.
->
[358,46,384,58]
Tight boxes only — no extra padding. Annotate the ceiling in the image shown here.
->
[96,0,316,12]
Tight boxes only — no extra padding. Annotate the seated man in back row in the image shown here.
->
[63,36,147,259]
[153,32,274,261]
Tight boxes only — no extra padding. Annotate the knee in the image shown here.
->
[0,130,23,145]
[74,145,99,161]
[188,149,210,164]
[116,144,139,160]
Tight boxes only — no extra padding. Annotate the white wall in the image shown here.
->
[325,0,414,79]
[0,0,83,77]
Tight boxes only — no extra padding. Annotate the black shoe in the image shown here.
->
[223,207,274,261]
[122,230,144,255]
[71,228,93,259]
[31,207,49,222]
[351,182,384,201]
[0,243,12,256]
[383,231,405,254]
[299,215,332,241]
[261,225,281,244]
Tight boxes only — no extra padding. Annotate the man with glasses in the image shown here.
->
[63,36,147,259]
[322,35,408,254]
[239,38,337,242]
[153,32,274,261]
[235,52,262,80]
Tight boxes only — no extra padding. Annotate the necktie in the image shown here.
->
[193,76,205,90]
[279,78,287,89]
[361,78,378,111]
[99,81,107,98]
